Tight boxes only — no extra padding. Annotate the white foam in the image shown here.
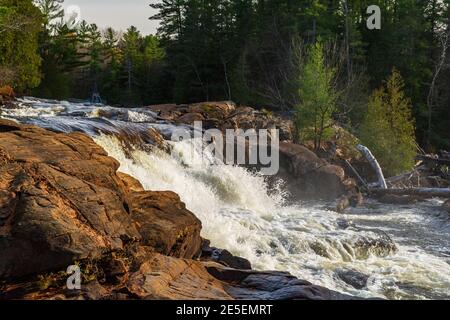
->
[94,134,450,300]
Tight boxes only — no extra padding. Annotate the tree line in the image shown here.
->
[0,0,449,176]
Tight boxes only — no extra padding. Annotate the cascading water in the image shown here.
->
[2,97,449,300]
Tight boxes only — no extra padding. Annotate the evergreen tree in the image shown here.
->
[295,41,337,150]
[34,0,64,31]
[0,0,42,91]
[359,69,417,176]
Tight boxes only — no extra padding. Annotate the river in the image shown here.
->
[1,97,449,300]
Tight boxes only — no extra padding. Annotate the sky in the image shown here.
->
[63,0,160,35]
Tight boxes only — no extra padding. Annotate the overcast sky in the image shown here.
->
[63,0,160,35]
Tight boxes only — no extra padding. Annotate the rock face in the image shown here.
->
[0,119,201,280]
[0,119,351,300]
[128,191,202,259]
[148,101,293,141]
[275,142,357,201]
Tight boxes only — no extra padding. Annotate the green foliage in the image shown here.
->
[359,69,417,176]
[0,0,42,92]
[0,0,447,153]
[294,41,337,150]
[34,0,64,30]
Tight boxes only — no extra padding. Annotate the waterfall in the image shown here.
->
[2,97,450,300]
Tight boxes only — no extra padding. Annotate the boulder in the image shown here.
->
[128,191,202,259]
[335,269,369,290]
[275,142,356,201]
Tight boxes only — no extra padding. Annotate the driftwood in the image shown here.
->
[386,170,416,184]
[344,159,369,190]
[357,145,387,189]
[416,155,450,166]
[370,188,450,198]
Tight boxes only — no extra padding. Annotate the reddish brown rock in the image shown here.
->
[276,142,356,201]
[0,119,201,279]
[176,112,205,125]
[128,191,202,259]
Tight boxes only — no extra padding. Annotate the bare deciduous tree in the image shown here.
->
[427,28,450,149]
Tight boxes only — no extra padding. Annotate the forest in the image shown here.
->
[0,0,449,176]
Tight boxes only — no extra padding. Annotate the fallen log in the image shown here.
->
[416,155,450,166]
[344,159,369,190]
[357,145,387,189]
[370,188,450,198]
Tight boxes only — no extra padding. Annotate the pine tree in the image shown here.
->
[359,69,417,176]
[34,0,64,31]
[295,41,337,150]
[0,0,42,91]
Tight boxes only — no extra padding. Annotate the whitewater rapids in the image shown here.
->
[2,97,450,299]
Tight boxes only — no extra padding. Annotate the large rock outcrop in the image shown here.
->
[147,101,294,141]
[0,119,352,300]
[0,119,202,280]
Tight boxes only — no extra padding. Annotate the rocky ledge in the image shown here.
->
[148,101,361,208]
[0,119,352,300]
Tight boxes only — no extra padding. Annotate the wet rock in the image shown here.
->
[201,240,251,270]
[353,233,397,259]
[215,250,252,270]
[207,266,354,300]
[336,218,354,230]
[335,269,369,290]
[335,190,364,213]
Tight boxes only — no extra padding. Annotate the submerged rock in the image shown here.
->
[352,233,398,259]
[201,240,252,270]
[335,268,369,290]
